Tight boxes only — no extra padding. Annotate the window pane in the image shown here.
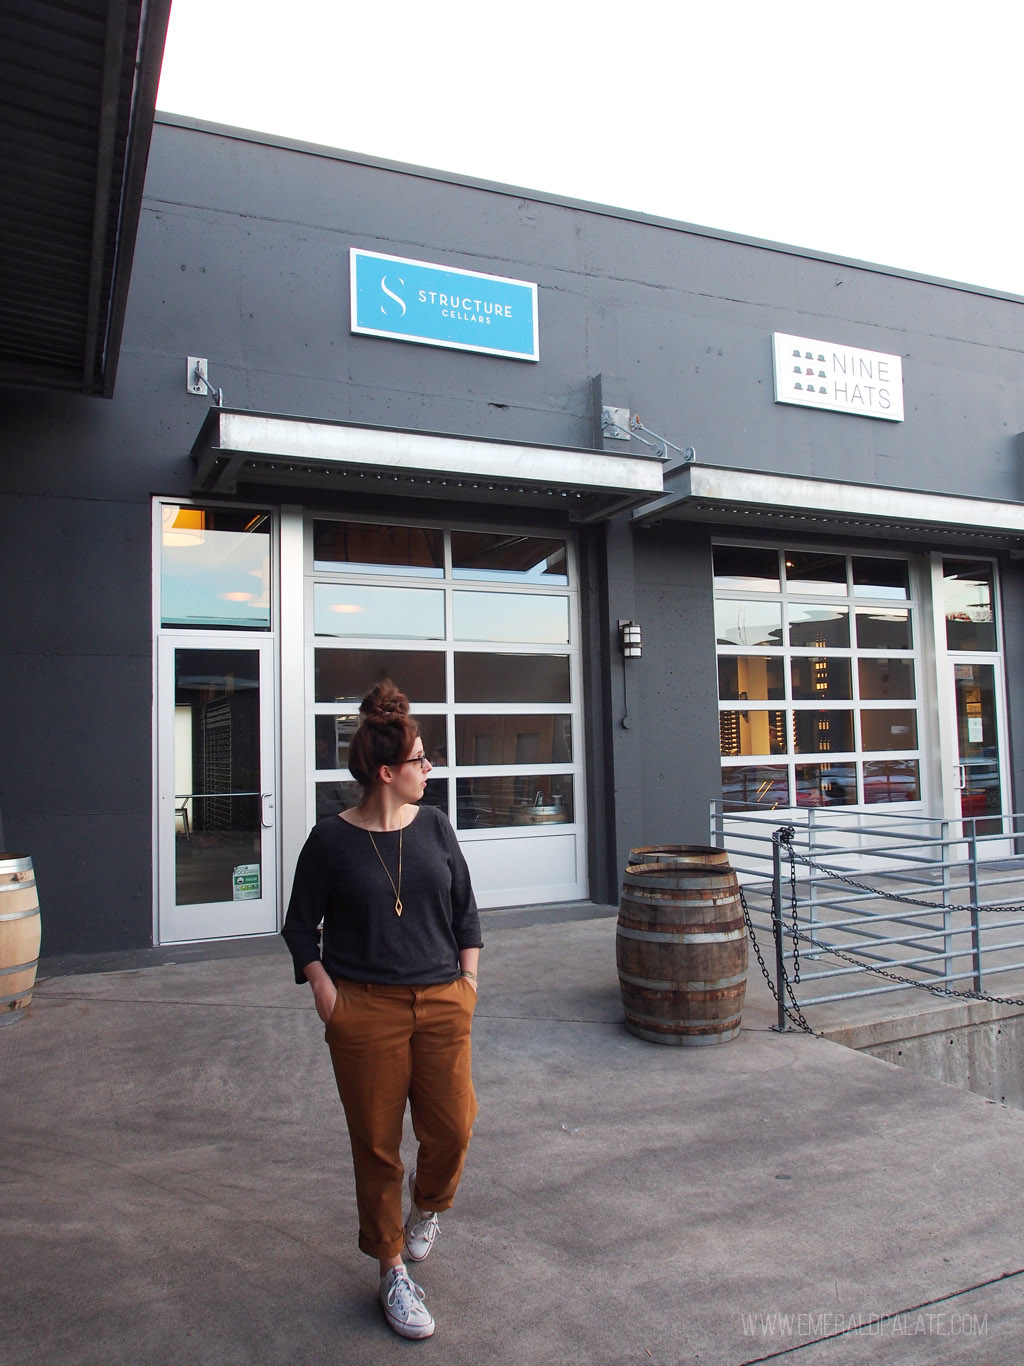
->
[856,608,912,650]
[712,545,780,591]
[944,560,997,651]
[314,650,446,704]
[316,713,447,770]
[455,715,572,765]
[314,584,445,639]
[721,765,789,810]
[456,775,573,829]
[452,591,569,643]
[718,655,785,701]
[312,521,443,576]
[719,710,787,756]
[852,557,909,599]
[861,709,918,751]
[784,552,847,595]
[864,760,920,804]
[858,658,916,700]
[315,779,359,817]
[796,763,856,806]
[173,648,262,906]
[161,505,270,629]
[791,657,852,700]
[714,600,783,647]
[452,532,567,584]
[788,604,850,648]
[455,654,570,703]
[792,711,855,754]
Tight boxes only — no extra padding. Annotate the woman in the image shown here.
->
[282,680,482,1340]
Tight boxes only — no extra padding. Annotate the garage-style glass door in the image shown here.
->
[307,519,586,907]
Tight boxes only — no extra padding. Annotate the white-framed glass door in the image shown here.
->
[938,556,1010,846]
[156,635,278,942]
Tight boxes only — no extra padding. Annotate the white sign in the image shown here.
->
[772,333,904,421]
[232,864,261,901]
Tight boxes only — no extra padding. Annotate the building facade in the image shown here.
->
[4,113,1024,957]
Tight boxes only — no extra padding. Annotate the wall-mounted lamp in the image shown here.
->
[619,619,643,658]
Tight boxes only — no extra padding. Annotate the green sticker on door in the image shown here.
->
[232,864,261,900]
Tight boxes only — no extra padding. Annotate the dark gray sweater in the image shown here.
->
[282,805,482,986]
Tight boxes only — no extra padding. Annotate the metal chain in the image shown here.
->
[738,858,817,1036]
[784,842,1024,917]
[789,924,1024,1009]
[771,828,1024,1016]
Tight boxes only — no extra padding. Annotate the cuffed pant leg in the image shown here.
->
[326,984,414,1260]
[408,977,478,1214]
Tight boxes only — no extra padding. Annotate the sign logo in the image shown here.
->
[772,332,904,421]
[350,249,539,361]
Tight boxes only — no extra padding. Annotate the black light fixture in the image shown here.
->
[619,619,642,658]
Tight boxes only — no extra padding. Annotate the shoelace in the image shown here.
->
[386,1270,428,1316]
[407,1210,439,1245]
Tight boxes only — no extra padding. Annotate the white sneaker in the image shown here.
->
[403,1168,440,1263]
[378,1264,435,1339]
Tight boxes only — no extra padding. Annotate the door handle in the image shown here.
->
[955,764,966,791]
[261,793,275,828]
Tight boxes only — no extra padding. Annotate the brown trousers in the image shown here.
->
[325,976,478,1259]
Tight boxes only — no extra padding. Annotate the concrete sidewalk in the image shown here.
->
[3,906,1024,1364]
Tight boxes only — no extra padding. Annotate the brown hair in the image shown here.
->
[347,680,420,790]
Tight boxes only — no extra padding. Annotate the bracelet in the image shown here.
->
[461,969,478,982]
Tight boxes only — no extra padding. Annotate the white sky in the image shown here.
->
[157,0,1024,297]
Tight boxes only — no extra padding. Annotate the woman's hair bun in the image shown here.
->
[360,679,410,725]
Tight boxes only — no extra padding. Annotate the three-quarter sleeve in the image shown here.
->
[281,827,333,984]
[443,817,483,951]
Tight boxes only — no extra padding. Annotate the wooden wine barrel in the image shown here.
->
[616,858,747,1046]
[0,855,41,1025]
[628,843,731,869]
[0,852,41,1027]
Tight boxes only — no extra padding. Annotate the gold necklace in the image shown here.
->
[367,822,403,916]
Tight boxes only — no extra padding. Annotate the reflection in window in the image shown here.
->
[455,653,571,703]
[452,591,569,643]
[784,552,846,595]
[858,658,916,700]
[863,761,920,804]
[721,765,789,810]
[714,600,782,647]
[313,522,443,576]
[719,710,786,756]
[791,657,852,701]
[316,713,447,770]
[314,584,445,639]
[852,557,909,599]
[452,532,567,583]
[161,505,270,629]
[856,609,912,650]
[796,764,856,806]
[860,709,918,751]
[944,560,997,652]
[788,604,849,648]
[456,775,573,829]
[712,545,780,592]
[718,655,785,701]
[455,715,571,765]
[792,711,854,754]
[315,650,446,704]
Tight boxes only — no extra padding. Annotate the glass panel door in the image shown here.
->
[157,637,277,942]
[952,662,1003,833]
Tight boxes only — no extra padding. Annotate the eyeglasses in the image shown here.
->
[398,754,431,771]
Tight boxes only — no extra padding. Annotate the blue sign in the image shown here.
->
[350,249,539,362]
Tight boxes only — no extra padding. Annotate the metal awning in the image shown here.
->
[190,408,665,521]
[631,462,1024,547]
[0,0,172,397]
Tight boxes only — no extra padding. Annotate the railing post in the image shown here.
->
[968,820,983,992]
[772,830,787,1032]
